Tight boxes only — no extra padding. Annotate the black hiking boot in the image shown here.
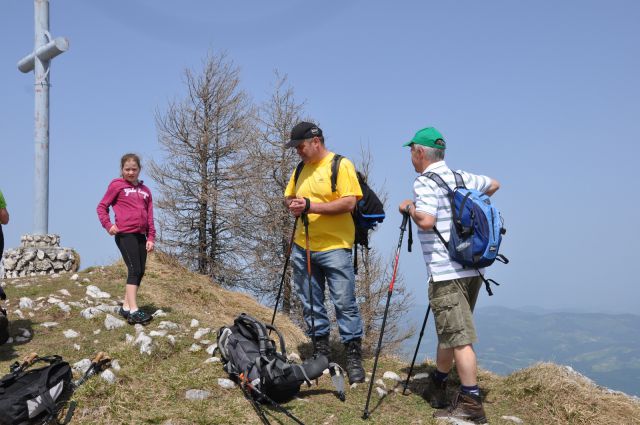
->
[315,334,331,360]
[127,310,152,325]
[423,375,449,408]
[118,306,130,320]
[433,391,487,424]
[344,338,365,384]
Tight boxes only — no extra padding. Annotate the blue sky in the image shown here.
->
[1,1,638,314]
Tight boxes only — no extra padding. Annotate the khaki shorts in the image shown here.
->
[428,276,482,349]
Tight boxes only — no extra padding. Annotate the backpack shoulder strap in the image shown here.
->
[452,171,467,189]
[236,314,270,356]
[331,154,344,193]
[423,172,453,195]
[293,161,305,186]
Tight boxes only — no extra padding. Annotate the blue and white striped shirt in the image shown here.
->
[413,160,492,282]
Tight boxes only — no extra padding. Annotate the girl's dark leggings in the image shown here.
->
[115,233,147,285]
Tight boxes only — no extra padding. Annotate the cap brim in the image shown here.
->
[402,140,414,147]
[285,139,304,148]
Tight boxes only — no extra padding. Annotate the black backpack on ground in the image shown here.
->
[293,154,385,273]
[0,355,73,425]
[217,313,338,403]
[1,286,9,346]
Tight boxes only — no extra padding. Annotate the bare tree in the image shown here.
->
[238,72,306,312]
[150,52,251,285]
[353,145,414,354]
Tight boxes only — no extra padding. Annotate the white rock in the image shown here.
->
[152,309,167,317]
[73,344,81,351]
[206,344,218,355]
[193,328,211,340]
[14,310,25,319]
[19,297,34,309]
[40,322,59,328]
[383,371,402,382]
[93,329,101,335]
[502,416,524,424]
[413,373,430,381]
[70,274,79,281]
[47,297,62,304]
[149,330,167,337]
[158,321,179,330]
[96,304,119,314]
[100,369,116,384]
[200,339,211,345]
[58,289,71,297]
[376,387,387,397]
[63,329,79,338]
[51,273,60,278]
[135,333,153,355]
[204,357,221,364]
[125,334,134,344]
[111,359,121,372]
[86,285,110,299]
[18,328,31,338]
[287,352,301,362]
[134,324,145,334]
[73,359,92,374]
[189,343,202,352]
[81,307,102,319]
[167,335,176,345]
[350,383,359,389]
[104,314,126,330]
[56,302,71,313]
[190,319,199,328]
[69,301,85,309]
[185,389,211,400]
[375,379,386,388]
[217,378,236,390]
[82,278,91,283]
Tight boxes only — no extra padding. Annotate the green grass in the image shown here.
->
[1,258,639,424]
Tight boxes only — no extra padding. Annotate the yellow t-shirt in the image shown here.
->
[284,152,363,251]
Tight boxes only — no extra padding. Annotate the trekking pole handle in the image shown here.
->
[22,352,38,368]
[400,206,411,230]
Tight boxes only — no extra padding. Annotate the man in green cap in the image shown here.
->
[399,127,500,423]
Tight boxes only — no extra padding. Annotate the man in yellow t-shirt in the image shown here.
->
[284,121,365,384]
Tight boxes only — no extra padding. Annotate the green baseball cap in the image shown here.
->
[403,127,446,149]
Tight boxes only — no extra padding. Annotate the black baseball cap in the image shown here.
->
[285,122,323,148]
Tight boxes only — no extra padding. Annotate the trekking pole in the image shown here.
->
[270,219,298,327]
[402,305,430,395]
[301,212,317,355]
[239,373,271,425]
[362,207,411,420]
[241,373,306,425]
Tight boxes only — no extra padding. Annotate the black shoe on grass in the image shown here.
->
[127,310,152,325]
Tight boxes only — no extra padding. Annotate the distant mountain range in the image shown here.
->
[398,305,640,397]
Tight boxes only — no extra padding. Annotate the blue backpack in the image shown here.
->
[425,171,508,295]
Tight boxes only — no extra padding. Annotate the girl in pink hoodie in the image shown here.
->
[97,153,155,325]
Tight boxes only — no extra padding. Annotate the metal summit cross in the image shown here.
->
[17,0,69,235]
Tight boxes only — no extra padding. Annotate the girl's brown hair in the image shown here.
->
[120,153,142,175]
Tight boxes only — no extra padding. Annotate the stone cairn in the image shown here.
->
[1,234,79,278]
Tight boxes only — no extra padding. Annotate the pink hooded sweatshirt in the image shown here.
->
[96,178,156,242]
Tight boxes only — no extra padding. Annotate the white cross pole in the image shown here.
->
[17,0,69,235]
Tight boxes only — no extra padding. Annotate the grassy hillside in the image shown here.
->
[1,255,639,425]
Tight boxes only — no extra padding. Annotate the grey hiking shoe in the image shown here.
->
[315,334,331,359]
[127,310,152,325]
[344,338,365,384]
[423,375,449,408]
[433,391,487,424]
